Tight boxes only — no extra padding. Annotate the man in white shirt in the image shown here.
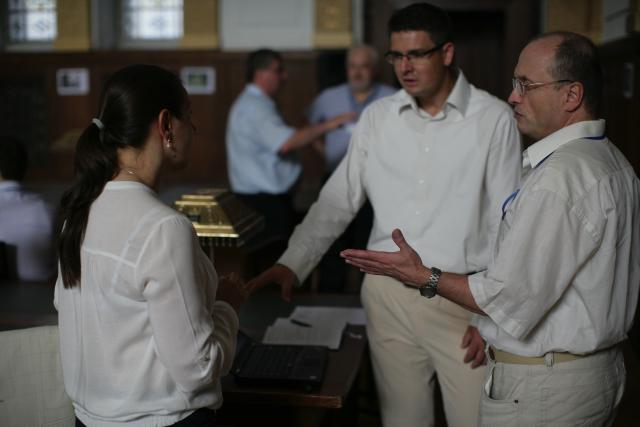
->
[248,3,522,426]
[226,49,354,246]
[342,32,640,425]
[0,137,55,282]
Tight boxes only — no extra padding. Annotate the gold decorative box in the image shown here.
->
[174,189,264,248]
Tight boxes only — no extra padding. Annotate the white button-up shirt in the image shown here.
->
[0,180,55,281]
[280,72,522,282]
[54,181,239,426]
[469,120,640,356]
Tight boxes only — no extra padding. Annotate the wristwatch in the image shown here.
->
[419,267,442,298]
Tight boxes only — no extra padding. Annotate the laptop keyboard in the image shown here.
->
[243,345,301,378]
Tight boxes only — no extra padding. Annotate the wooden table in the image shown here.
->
[218,290,368,426]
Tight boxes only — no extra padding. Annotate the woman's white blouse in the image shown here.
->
[54,181,239,427]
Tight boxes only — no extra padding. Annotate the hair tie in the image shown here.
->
[92,118,104,130]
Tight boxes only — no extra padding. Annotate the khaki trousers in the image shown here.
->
[480,346,626,426]
[361,274,484,427]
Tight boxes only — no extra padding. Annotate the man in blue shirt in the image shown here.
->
[308,45,396,292]
[226,49,354,250]
[309,44,396,173]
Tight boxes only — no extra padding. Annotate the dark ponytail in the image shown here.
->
[58,64,187,288]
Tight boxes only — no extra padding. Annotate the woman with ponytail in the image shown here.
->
[54,64,244,427]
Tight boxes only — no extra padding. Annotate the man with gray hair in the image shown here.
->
[342,31,640,425]
[309,44,396,292]
[309,45,396,174]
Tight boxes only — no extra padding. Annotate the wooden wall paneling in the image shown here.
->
[503,0,540,99]
[544,0,602,42]
[599,36,640,175]
[448,10,505,98]
[0,51,320,189]
[366,0,397,86]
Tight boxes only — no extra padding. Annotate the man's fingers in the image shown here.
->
[344,257,381,269]
[281,282,293,302]
[460,331,472,349]
[391,228,409,251]
[245,271,270,293]
[341,248,391,262]
[470,348,487,369]
[463,345,475,363]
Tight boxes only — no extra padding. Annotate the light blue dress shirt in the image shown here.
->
[226,84,299,194]
[309,83,396,172]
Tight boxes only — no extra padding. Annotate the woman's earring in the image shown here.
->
[166,134,176,157]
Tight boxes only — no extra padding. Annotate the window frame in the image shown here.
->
[3,0,57,52]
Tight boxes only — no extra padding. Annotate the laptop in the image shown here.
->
[232,330,329,389]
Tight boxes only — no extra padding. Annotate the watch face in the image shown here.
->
[420,286,437,298]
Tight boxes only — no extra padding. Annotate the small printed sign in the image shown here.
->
[181,66,216,95]
[56,68,90,96]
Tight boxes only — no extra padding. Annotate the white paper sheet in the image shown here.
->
[262,317,345,350]
[289,306,367,327]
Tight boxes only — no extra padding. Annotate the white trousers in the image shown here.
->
[480,346,626,426]
[361,274,484,427]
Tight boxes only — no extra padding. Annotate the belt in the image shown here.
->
[488,346,583,365]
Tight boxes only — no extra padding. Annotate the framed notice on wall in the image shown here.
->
[56,68,90,96]
[181,67,216,95]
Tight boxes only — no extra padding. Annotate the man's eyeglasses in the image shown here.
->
[384,43,445,66]
[511,77,573,96]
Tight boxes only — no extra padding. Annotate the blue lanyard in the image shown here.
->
[500,152,552,220]
[501,190,520,220]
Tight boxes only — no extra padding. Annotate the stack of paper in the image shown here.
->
[261,306,366,350]
[290,306,366,327]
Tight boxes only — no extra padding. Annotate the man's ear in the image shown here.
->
[564,82,584,113]
[442,42,455,67]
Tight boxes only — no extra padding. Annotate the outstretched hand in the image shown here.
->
[340,228,429,287]
[245,263,298,302]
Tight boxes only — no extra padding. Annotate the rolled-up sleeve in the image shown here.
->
[254,102,295,154]
[468,189,601,340]
[138,216,239,393]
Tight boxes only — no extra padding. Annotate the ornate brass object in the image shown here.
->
[174,189,264,248]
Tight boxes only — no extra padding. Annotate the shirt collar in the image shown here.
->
[247,83,268,98]
[523,119,606,168]
[394,70,471,118]
[0,180,21,192]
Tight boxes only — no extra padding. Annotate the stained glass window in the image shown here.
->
[122,0,183,41]
[8,0,57,43]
